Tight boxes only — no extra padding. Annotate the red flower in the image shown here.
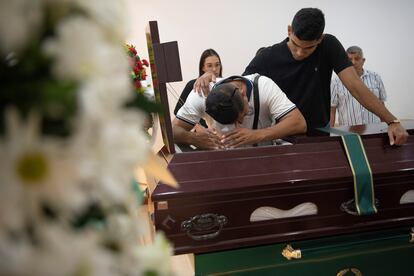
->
[126,43,150,92]
[129,46,137,56]
[133,66,140,74]
[134,79,142,89]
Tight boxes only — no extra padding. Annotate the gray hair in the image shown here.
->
[346,46,364,57]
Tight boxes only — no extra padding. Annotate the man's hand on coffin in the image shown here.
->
[194,71,216,96]
[221,126,258,148]
[192,124,224,150]
[387,123,409,146]
[173,119,224,150]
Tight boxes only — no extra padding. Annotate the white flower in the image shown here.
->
[0,231,32,276]
[43,16,128,83]
[0,0,174,274]
[75,0,129,41]
[75,109,149,204]
[0,108,86,230]
[133,233,173,276]
[79,73,132,121]
[25,225,117,276]
[0,0,43,54]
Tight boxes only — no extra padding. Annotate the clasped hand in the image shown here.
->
[221,127,258,149]
[193,124,224,150]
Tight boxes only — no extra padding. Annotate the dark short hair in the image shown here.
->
[291,8,325,41]
[205,83,243,124]
[198,48,223,77]
[255,47,266,56]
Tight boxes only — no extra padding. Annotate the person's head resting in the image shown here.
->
[198,48,222,77]
[205,82,248,125]
[346,46,365,74]
[287,8,325,61]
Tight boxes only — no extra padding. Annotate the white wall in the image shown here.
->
[127,0,414,120]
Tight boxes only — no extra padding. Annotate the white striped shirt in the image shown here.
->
[331,69,387,126]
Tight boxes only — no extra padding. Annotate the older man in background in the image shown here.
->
[330,46,387,126]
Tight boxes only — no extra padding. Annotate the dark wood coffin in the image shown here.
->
[151,121,414,255]
[144,20,414,256]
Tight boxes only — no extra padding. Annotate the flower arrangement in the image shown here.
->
[0,1,174,275]
[126,43,149,94]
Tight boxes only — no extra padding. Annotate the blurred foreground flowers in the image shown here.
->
[0,0,174,275]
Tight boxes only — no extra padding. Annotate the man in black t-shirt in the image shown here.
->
[195,8,408,146]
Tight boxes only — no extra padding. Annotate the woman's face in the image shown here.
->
[202,55,221,77]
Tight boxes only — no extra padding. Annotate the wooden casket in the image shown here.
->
[151,122,414,256]
[145,21,414,275]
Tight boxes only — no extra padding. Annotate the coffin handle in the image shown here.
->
[281,244,302,260]
[181,213,228,241]
[340,198,379,216]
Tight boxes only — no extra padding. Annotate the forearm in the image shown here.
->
[173,124,197,145]
[352,81,396,122]
[339,67,397,123]
[256,112,307,143]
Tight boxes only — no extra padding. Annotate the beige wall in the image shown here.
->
[127,0,414,120]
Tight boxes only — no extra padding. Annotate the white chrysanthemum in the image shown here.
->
[43,16,129,83]
[0,108,87,228]
[0,0,43,54]
[75,0,129,42]
[0,230,32,276]
[75,109,149,203]
[0,0,174,274]
[132,233,173,276]
[79,73,132,121]
[25,225,117,276]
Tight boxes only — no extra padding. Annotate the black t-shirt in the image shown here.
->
[243,34,352,128]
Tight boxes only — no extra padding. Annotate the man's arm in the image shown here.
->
[337,66,408,145]
[173,118,222,150]
[222,108,307,148]
[330,107,336,127]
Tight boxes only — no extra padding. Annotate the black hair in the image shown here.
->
[198,48,222,77]
[205,83,244,124]
[255,47,266,56]
[291,8,325,41]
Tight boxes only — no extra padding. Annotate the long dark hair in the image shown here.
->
[198,48,222,77]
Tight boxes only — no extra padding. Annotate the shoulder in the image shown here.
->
[322,34,342,45]
[256,74,287,100]
[185,90,205,105]
[245,73,279,88]
[331,74,341,83]
[184,79,196,88]
[320,34,346,52]
[365,69,382,78]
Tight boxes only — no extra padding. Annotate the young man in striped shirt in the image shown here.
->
[330,46,387,126]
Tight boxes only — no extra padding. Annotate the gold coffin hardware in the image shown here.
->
[337,267,362,276]
[281,244,302,260]
[410,227,414,243]
[157,201,169,210]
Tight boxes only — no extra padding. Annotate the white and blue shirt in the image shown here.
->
[331,69,387,126]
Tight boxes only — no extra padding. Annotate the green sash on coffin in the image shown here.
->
[317,127,377,215]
